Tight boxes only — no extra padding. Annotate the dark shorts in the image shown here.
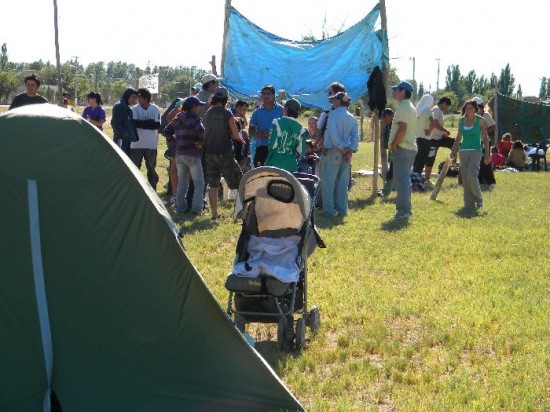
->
[253,146,269,167]
[205,153,242,189]
[164,140,176,159]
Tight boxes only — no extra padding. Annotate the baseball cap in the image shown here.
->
[182,96,206,110]
[201,73,220,84]
[381,108,394,116]
[192,83,202,91]
[472,96,484,105]
[214,87,228,99]
[391,81,413,92]
[285,98,301,112]
[328,91,351,103]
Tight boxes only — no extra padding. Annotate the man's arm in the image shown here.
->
[390,122,407,151]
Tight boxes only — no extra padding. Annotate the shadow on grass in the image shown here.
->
[315,213,345,229]
[454,207,485,219]
[381,217,411,232]
[349,193,378,209]
[253,341,301,369]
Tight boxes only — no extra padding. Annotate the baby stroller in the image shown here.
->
[225,166,325,350]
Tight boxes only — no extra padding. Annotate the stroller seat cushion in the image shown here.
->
[232,235,301,283]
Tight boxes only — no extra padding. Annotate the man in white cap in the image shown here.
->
[197,74,220,119]
[388,81,417,219]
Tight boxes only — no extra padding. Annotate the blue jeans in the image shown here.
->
[176,154,204,213]
[321,148,351,216]
[392,147,416,217]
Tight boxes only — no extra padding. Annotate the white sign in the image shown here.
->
[138,74,159,94]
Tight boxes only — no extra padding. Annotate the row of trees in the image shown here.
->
[401,63,521,111]
[0,43,208,106]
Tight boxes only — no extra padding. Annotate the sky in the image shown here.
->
[2,0,548,97]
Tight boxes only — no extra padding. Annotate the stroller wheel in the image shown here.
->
[277,316,287,350]
[308,306,321,334]
[234,315,246,333]
[295,318,306,350]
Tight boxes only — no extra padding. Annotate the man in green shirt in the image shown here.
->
[388,81,417,219]
[264,98,308,172]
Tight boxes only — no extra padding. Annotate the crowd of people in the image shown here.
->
[8,73,546,221]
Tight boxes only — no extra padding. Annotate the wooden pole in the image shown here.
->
[220,0,232,78]
[372,112,380,193]
[494,80,499,147]
[53,0,63,105]
[373,0,388,196]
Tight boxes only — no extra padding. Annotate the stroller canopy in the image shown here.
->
[237,166,312,233]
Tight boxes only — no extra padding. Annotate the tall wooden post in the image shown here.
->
[220,0,232,78]
[494,79,499,147]
[53,0,63,105]
[373,0,388,196]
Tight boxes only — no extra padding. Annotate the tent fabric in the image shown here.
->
[222,5,388,109]
[0,105,303,411]
[494,93,550,143]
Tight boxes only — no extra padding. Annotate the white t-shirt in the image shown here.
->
[483,112,495,128]
[430,105,444,141]
[131,104,161,150]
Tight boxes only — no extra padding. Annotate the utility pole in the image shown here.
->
[72,56,79,106]
[410,57,416,85]
[53,0,63,105]
[435,58,441,95]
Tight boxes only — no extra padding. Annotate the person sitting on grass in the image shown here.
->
[498,132,514,158]
[264,98,308,172]
[506,140,527,171]
[491,147,506,169]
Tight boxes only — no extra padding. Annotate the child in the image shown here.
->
[498,132,513,158]
[298,140,320,174]
[506,140,527,171]
[491,147,506,169]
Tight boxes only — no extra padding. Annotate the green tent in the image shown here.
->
[0,105,303,411]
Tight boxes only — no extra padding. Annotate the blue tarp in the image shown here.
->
[222,5,388,110]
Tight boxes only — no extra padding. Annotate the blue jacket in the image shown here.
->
[111,88,138,142]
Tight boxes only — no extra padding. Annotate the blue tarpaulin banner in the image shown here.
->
[222,5,388,109]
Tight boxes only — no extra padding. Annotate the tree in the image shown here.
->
[417,82,425,97]
[444,65,466,105]
[475,75,490,95]
[498,64,515,96]
[0,70,19,103]
[539,77,546,99]
[0,43,8,71]
[464,70,477,95]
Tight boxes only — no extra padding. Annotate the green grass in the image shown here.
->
[5,105,550,410]
[169,136,549,410]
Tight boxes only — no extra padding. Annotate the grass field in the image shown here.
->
[4,105,549,410]
[177,144,549,411]
[155,117,549,410]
